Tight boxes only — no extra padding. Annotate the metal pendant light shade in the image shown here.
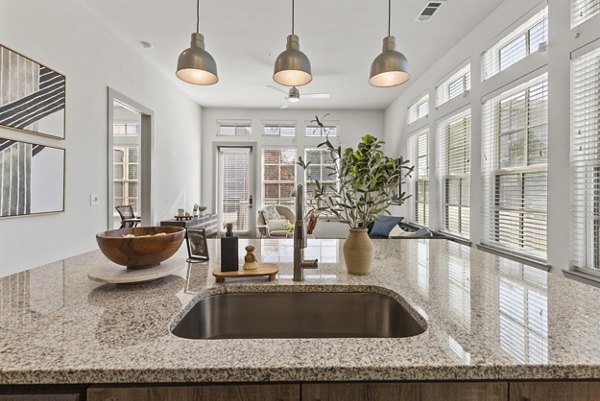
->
[177,33,218,85]
[273,35,312,86]
[176,0,218,85]
[273,0,312,87]
[369,36,409,87]
[370,0,409,88]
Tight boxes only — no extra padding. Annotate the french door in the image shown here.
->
[217,145,254,236]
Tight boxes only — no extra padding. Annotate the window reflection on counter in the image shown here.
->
[260,239,339,264]
[0,261,65,330]
[305,239,339,263]
[417,241,429,297]
[261,239,294,263]
[448,335,471,363]
[498,259,548,364]
[447,242,471,328]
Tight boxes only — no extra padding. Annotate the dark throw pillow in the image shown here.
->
[370,216,403,238]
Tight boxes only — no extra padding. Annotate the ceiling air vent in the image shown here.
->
[416,0,447,22]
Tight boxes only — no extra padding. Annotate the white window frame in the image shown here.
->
[262,121,296,137]
[408,128,429,226]
[436,63,471,107]
[408,94,430,124]
[570,45,600,275]
[305,121,339,137]
[481,6,548,81]
[304,148,340,216]
[261,147,297,209]
[481,73,549,262]
[217,120,252,136]
[572,0,600,28]
[437,109,471,239]
[113,146,139,215]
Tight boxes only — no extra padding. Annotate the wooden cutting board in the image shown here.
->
[212,263,278,283]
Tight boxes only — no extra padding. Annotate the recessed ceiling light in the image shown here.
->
[140,41,154,50]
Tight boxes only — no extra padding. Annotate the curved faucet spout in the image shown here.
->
[293,184,318,281]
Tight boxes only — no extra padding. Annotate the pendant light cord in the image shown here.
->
[196,0,200,33]
[388,0,391,37]
[292,0,295,35]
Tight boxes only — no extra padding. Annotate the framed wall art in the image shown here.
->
[0,44,66,139]
[186,228,209,262]
[0,137,65,218]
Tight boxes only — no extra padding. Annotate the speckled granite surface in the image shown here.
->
[2,238,600,384]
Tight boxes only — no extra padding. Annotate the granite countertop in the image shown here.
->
[1,238,600,385]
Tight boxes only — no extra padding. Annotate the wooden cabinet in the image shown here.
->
[510,381,600,401]
[302,382,508,401]
[88,383,299,401]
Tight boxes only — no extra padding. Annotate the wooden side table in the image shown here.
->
[160,214,218,238]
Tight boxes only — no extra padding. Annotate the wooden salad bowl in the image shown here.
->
[96,226,185,269]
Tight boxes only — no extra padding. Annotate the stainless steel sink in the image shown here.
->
[171,291,426,339]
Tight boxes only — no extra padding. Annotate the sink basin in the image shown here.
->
[171,291,426,339]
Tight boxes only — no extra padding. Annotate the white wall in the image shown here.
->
[384,0,600,274]
[201,108,384,238]
[0,0,202,276]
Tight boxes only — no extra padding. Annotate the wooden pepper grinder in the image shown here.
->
[243,245,259,270]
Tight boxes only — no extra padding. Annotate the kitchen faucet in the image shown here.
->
[293,184,318,281]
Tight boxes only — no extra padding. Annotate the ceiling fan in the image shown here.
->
[266,85,330,109]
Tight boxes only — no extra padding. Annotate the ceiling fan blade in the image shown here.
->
[302,93,330,99]
[280,102,290,109]
[266,84,288,95]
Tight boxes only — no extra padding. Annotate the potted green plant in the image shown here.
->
[298,134,413,275]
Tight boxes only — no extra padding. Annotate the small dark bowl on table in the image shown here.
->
[96,226,186,269]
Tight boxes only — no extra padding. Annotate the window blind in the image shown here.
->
[408,129,429,225]
[218,147,250,232]
[304,148,339,215]
[217,120,252,136]
[436,64,471,107]
[481,73,548,261]
[305,124,337,137]
[571,46,600,273]
[481,7,548,82]
[262,148,297,208]
[263,121,296,137]
[572,0,600,27]
[437,109,471,238]
[408,94,429,124]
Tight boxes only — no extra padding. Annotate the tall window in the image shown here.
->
[481,7,548,81]
[217,120,252,136]
[408,94,429,124]
[263,122,296,137]
[571,46,600,274]
[262,148,296,208]
[408,129,429,226]
[481,73,548,261]
[113,146,139,214]
[437,109,471,238]
[572,0,600,28]
[436,64,471,107]
[304,148,339,212]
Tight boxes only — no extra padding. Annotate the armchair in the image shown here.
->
[257,205,295,238]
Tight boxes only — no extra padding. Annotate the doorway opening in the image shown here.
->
[107,89,153,229]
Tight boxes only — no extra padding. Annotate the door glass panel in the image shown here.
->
[218,147,251,233]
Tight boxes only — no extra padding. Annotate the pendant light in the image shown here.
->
[176,0,218,85]
[273,0,312,87]
[369,0,409,87]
